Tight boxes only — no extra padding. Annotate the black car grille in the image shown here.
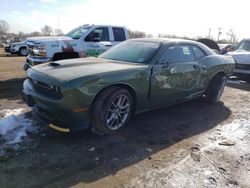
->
[235,63,250,70]
[29,78,62,99]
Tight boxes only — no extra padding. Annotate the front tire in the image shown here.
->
[18,47,28,56]
[206,74,226,104]
[91,87,133,134]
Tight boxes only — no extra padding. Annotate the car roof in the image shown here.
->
[241,38,250,41]
[129,38,201,45]
[81,24,126,28]
[128,38,215,55]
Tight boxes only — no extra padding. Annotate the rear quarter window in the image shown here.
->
[112,27,126,41]
[192,46,207,60]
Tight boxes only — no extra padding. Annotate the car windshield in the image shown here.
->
[99,41,161,63]
[66,26,90,39]
[236,40,250,52]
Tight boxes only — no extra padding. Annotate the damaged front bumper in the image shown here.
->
[22,79,90,132]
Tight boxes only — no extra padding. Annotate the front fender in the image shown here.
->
[68,67,151,112]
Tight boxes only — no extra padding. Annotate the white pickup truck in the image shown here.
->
[6,41,28,56]
[24,24,129,70]
[227,38,250,82]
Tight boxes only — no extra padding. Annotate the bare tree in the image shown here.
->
[18,31,25,39]
[227,29,237,43]
[158,33,169,38]
[30,31,42,37]
[55,29,64,36]
[128,29,146,39]
[41,25,54,36]
[0,20,10,39]
[146,33,153,38]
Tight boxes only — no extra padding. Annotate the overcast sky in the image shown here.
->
[0,0,249,40]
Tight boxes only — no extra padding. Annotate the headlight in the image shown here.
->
[32,45,46,57]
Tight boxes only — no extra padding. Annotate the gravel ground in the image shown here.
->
[0,53,249,188]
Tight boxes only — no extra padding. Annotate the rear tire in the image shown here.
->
[206,74,226,104]
[91,87,133,135]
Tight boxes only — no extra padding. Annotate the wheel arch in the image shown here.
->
[206,71,226,92]
[211,71,226,80]
[19,46,27,50]
[18,46,28,56]
[90,83,137,115]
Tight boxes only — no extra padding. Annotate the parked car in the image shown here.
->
[8,41,28,56]
[197,38,221,54]
[227,38,250,82]
[24,24,129,70]
[23,38,235,134]
[218,44,236,54]
[4,44,10,53]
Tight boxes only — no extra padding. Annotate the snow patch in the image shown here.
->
[0,108,26,117]
[125,118,250,188]
[0,108,38,145]
[227,79,241,84]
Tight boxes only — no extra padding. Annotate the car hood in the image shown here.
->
[227,50,250,64]
[11,41,27,45]
[27,36,73,44]
[31,57,146,81]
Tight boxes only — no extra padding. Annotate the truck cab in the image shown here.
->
[24,24,129,70]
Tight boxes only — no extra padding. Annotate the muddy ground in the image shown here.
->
[0,51,250,188]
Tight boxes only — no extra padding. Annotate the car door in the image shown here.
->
[84,27,112,56]
[191,45,209,90]
[150,44,201,107]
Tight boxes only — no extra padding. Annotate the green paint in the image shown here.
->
[87,49,106,57]
[23,39,235,131]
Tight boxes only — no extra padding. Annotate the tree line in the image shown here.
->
[0,19,238,44]
[0,20,65,43]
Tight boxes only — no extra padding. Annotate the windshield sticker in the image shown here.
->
[183,47,191,54]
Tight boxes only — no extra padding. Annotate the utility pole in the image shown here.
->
[217,28,222,42]
[208,28,211,38]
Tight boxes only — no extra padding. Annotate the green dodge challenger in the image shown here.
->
[23,38,235,134]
